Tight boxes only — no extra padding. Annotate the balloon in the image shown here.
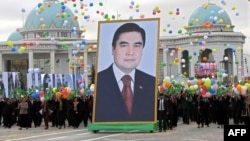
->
[20,46,26,52]
[236,85,242,92]
[204,78,211,88]
[7,41,14,47]
[196,79,202,86]
[56,92,62,98]
[90,84,95,91]
[21,8,26,13]
[158,85,164,92]
[40,90,45,97]
[52,87,57,93]
[165,81,171,88]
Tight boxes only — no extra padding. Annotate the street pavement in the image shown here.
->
[0,121,226,141]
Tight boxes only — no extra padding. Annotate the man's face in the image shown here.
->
[112,31,144,73]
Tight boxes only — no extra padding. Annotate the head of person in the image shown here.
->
[111,23,146,74]
[159,93,164,99]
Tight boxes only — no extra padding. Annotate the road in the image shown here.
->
[0,121,225,141]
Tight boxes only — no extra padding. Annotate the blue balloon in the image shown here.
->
[11,47,16,52]
[81,39,86,45]
[80,44,85,49]
[61,5,66,10]
[89,2,94,7]
[21,8,25,13]
[72,50,77,55]
[37,3,42,8]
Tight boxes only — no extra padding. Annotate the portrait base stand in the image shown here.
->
[88,123,157,133]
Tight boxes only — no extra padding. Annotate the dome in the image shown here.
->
[7,31,22,41]
[24,2,80,30]
[188,3,232,26]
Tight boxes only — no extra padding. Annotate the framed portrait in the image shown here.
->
[93,18,160,123]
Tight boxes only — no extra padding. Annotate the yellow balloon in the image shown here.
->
[79,56,84,60]
[183,25,188,29]
[168,10,173,15]
[41,23,46,28]
[82,28,87,32]
[203,3,209,9]
[194,38,198,42]
[237,47,241,51]
[20,46,26,52]
[226,24,231,29]
[190,85,194,91]
[52,87,57,93]
[135,4,140,8]
[195,18,199,23]
[218,19,224,24]
[40,6,45,11]
[163,28,167,32]
[7,40,14,47]
[180,82,185,86]
[155,6,160,10]
[212,49,217,53]
[231,6,236,11]
[88,48,92,52]
[204,78,211,88]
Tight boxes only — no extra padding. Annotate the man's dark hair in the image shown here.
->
[112,23,146,48]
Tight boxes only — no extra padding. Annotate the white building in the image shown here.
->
[0,1,246,91]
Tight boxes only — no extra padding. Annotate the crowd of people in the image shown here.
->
[157,88,250,132]
[0,95,94,130]
[0,88,250,132]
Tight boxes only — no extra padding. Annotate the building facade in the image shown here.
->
[0,1,246,91]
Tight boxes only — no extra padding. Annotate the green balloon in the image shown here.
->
[188,55,192,60]
[161,62,167,67]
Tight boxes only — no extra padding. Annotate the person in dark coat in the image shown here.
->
[157,93,167,132]
[215,95,230,128]
[72,97,81,129]
[0,98,5,126]
[199,97,211,127]
[3,98,15,128]
[181,91,191,124]
[80,95,89,127]
[231,95,243,125]
[55,97,66,129]
[41,100,50,129]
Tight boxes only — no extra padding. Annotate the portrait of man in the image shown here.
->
[93,19,159,123]
[14,72,22,89]
[8,72,14,98]
[0,73,5,98]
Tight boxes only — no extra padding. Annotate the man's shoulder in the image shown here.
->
[135,69,155,80]
[97,65,113,78]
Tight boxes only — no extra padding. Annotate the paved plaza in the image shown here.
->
[0,121,226,141]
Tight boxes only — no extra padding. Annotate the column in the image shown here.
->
[50,49,55,73]
[68,49,72,74]
[0,52,2,72]
[84,47,89,88]
[163,48,167,78]
[28,49,34,69]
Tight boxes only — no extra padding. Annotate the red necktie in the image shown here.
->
[121,75,133,115]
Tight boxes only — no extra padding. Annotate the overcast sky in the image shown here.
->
[0,0,249,52]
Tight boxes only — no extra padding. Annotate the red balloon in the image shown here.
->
[39,90,44,97]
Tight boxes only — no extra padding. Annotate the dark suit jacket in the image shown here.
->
[94,64,156,122]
